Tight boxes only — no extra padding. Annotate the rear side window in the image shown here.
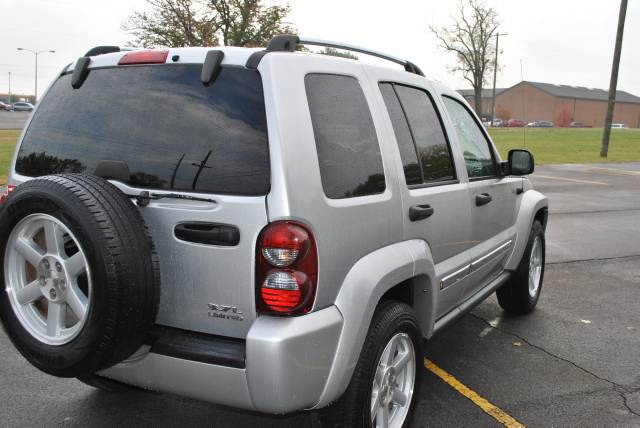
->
[305,74,385,199]
[16,65,270,196]
[380,83,455,185]
[379,84,422,185]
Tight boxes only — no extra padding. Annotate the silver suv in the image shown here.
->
[0,36,548,427]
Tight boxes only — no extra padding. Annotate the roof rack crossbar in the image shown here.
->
[246,35,424,77]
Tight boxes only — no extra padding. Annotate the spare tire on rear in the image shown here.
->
[0,174,160,377]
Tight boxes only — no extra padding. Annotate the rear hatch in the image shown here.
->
[13,62,270,338]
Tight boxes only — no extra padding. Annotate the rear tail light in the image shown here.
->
[118,50,169,65]
[256,221,317,315]
[0,185,16,204]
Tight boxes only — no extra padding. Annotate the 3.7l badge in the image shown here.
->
[207,303,244,321]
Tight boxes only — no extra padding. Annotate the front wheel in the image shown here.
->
[497,220,545,314]
[321,301,422,428]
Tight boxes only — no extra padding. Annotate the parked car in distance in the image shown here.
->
[0,101,14,111]
[570,122,584,128]
[0,37,548,427]
[507,119,526,127]
[527,121,553,128]
[12,102,35,112]
[611,123,628,129]
[491,118,504,127]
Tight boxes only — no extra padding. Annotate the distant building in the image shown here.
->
[458,82,640,128]
[457,88,505,120]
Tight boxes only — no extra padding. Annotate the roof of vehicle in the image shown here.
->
[66,46,263,72]
[67,37,425,80]
[518,81,640,104]
[457,88,506,98]
[61,40,470,107]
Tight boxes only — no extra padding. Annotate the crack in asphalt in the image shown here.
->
[469,313,640,418]
[550,208,640,216]
[547,254,640,266]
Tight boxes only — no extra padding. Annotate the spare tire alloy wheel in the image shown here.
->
[5,213,91,345]
[0,174,160,378]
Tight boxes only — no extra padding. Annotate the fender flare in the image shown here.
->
[504,189,549,271]
[314,239,436,408]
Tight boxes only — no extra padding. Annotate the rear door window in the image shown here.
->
[380,83,456,185]
[16,65,270,196]
[305,74,385,199]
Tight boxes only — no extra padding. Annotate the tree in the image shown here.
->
[430,0,500,115]
[211,0,294,47]
[555,104,572,127]
[495,106,511,121]
[318,47,358,60]
[124,0,219,47]
[124,0,295,48]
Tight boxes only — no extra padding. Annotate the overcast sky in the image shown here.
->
[2,0,638,98]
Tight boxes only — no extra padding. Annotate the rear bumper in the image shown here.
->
[101,305,343,414]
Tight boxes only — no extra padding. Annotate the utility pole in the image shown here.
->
[491,33,507,123]
[600,0,628,158]
[16,48,55,103]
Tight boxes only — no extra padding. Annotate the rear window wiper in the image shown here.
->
[131,191,216,207]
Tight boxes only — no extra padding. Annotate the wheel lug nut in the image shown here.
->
[43,260,50,269]
[55,262,62,272]
[49,289,57,299]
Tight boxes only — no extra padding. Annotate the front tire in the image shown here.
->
[497,220,545,314]
[321,301,422,428]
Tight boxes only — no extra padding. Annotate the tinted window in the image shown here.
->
[16,65,270,195]
[394,86,455,183]
[305,74,385,199]
[380,83,455,184]
[442,96,497,178]
[379,83,422,185]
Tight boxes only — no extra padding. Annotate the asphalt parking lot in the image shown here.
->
[0,111,30,129]
[1,162,639,427]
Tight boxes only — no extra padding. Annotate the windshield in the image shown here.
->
[16,64,270,196]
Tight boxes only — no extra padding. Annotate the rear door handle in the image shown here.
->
[174,223,240,246]
[475,193,493,206]
[409,204,435,221]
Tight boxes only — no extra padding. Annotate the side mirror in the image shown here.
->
[507,149,535,175]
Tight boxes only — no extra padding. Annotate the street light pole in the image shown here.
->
[16,48,55,103]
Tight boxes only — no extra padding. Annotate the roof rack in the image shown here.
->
[245,35,424,77]
[84,46,141,57]
[84,46,121,57]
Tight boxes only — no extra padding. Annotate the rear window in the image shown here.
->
[305,74,385,199]
[16,64,270,196]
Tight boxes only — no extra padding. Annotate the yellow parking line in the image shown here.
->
[424,358,525,428]
[535,175,608,186]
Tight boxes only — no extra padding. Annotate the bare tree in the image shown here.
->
[124,0,294,48]
[430,0,500,115]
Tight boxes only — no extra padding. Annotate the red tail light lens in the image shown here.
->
[256,221,317,315]
[118,50,169,65]
[0,184,16,204]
